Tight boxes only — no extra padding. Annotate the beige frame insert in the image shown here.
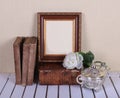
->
[44,19,75,56]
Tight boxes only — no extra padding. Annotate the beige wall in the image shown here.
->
[0,0,120,72]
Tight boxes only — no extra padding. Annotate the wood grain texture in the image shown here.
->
[13,37,24,84]
[38,62,81,85]
[37,12,82,62]
[22,37,30,86]
[27,37,37,85]
[22,37,37,86]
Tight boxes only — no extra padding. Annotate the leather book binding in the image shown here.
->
[27,37,37,85]
[22,37,30,86]
[13,37,24,84]
[22,37,37,86]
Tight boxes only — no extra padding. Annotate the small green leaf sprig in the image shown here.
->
[78,51,94,68]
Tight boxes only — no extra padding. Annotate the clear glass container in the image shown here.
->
[76,61,110,91]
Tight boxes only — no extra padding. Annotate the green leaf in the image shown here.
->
[78,51,95,68]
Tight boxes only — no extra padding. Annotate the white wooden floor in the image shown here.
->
[0,72,120,98]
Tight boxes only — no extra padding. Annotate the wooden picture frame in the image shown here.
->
[37,12,82,62]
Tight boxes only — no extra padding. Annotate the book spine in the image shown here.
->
[22,41,30,86]
[27,41,37,85]
[13,37,24,84]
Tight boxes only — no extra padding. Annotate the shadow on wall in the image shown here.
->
[81,13,90,51]
[0,13,38,73]
[31,13,37,36]
[0,38,15,73]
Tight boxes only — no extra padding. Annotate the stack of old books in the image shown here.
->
[13,37,37,85]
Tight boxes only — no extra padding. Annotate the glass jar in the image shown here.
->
[76,61,110,91]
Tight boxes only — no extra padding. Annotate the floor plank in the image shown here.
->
[110,76,120,97]
[82,87,94,98]
[70,85,82,98]
[35,85,47,98]
[11,85,25,98]
[108,72,120,77]
[0,73,120,98]
[59,85,70,98]
[103,77,119,98]
[0,74,9,94]
[94,86,106,98]
[47,85,58,98]
[0,74,15,98]
[22,84,37,98]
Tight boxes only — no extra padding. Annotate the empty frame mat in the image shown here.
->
[37,12,81,62]
[44,20,74,55]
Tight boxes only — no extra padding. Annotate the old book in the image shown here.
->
[38,62,81,85]
[13,37,24,84]
[27,37,37,85]
[22,37,31,86]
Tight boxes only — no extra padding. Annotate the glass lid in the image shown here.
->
[81,61,109,78]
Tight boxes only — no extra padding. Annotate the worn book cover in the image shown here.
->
[27,37,37,85]
[13,37,24,84]
[22,37,31,86]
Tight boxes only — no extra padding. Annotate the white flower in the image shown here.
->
[63,52,83,69]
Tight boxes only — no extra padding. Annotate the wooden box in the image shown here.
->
[38,62,81,85]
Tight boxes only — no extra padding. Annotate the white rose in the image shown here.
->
[63,52,83,69]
